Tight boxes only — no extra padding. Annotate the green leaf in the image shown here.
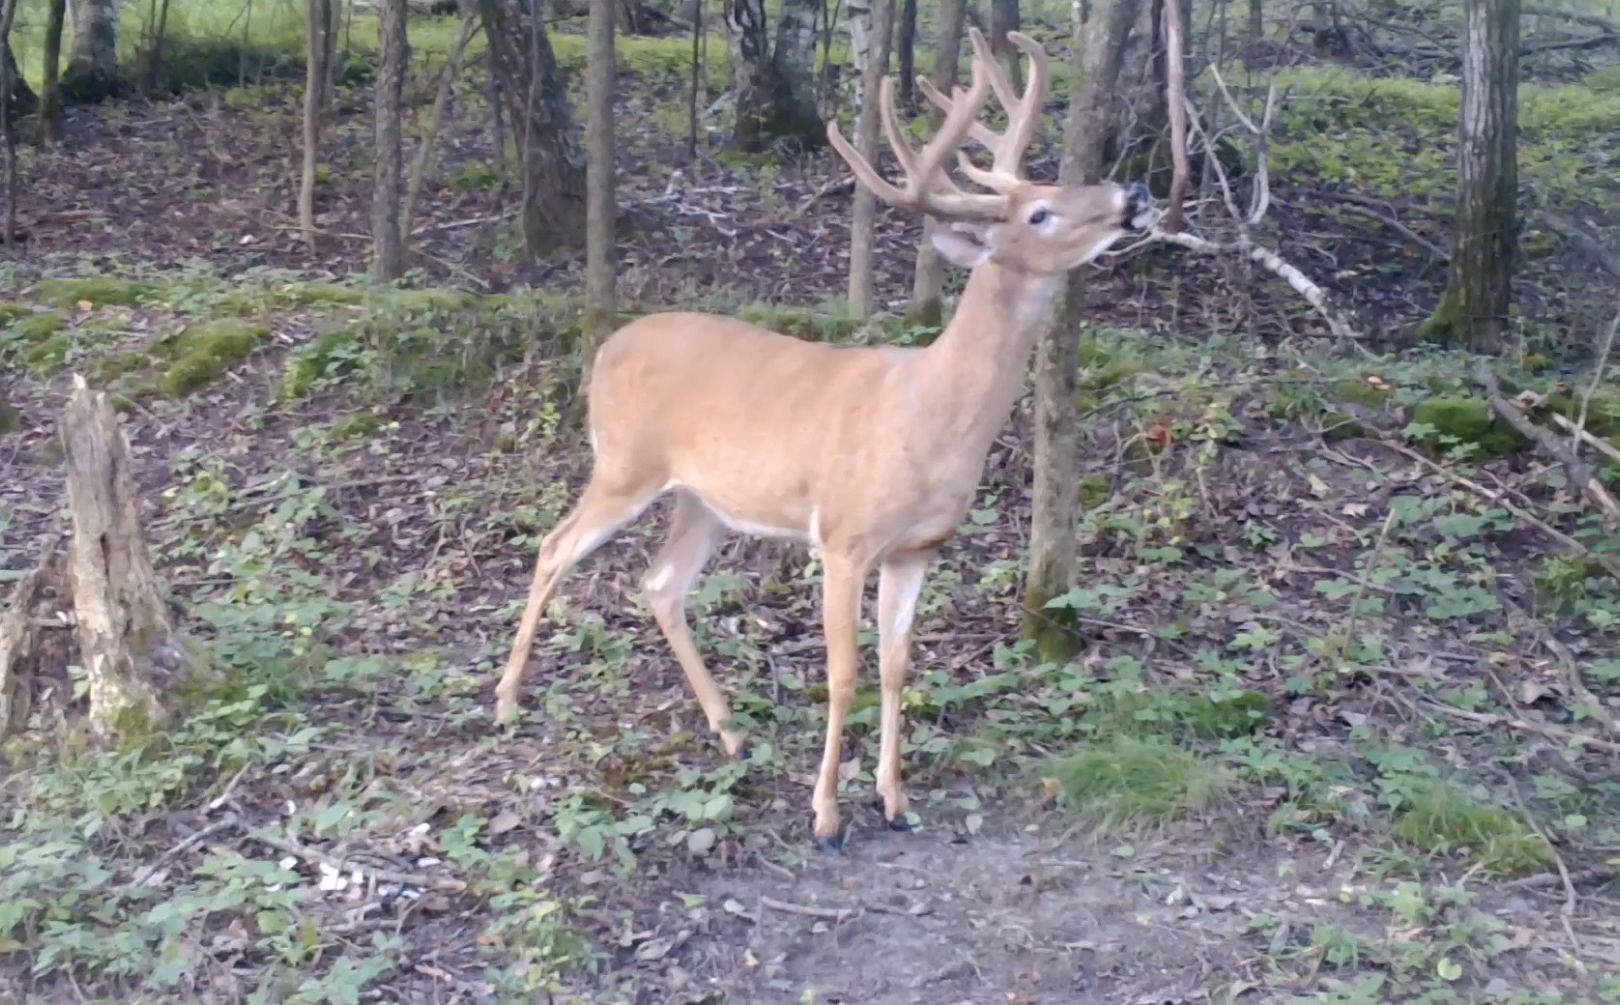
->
[1436,957,1462,981]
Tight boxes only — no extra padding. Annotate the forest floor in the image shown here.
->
[5,7,1620,1005]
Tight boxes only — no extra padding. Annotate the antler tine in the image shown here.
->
[953,28,1050,192]
[827,57,1006,221]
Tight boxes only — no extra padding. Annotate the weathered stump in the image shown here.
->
[58,376,190,740]
[0,540,69,736]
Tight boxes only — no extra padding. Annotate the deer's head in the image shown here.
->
[829,29,1156,278]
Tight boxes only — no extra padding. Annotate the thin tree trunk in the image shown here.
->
[1022,0,1141,660]
[1162,0,1189,231]
[64,0,121,100]
[895,0,917,107]
[42,0,68,139]
[687,0,701,160]
[1248,0,1263,43]
[847,0,894,317]
[1422,0,1520,352]
[300,0,334,254]
[403,13,476,236]
[906,0,966,326]
[142,0,172,95]
[371,0,409,280]
[582,0,617,399]
[846,0,872,133]
[0,0,19,248]
[989,0,1022,89]
[60,378,196,741]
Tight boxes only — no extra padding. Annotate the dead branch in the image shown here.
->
[759,895,857,922]
[1335,202,1448,260]
[1478,369,1620,531]
[246,829,468,894]
[1153,228,1368,348]
[1536,210,1620,281]
[1548,412,1620,465]
[1523,5,1620,34]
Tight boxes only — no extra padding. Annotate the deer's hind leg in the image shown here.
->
[642,491,743,755]
[495,472,663,722]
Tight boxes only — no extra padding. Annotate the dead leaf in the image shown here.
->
[489,810,522,835]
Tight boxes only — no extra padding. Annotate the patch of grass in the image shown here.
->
[0,311,67,364]
[34,277,157,309]
[1047,734,1233,826]
[1390,780,1553,877]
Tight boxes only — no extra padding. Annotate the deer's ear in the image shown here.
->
[930,222,993,268]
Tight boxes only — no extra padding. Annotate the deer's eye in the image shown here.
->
[1027,208,1050,226]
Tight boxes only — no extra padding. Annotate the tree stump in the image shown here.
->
[58,376,190,740]
[0,539,69,737]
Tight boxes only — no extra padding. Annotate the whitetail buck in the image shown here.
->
[495,28,1156,850]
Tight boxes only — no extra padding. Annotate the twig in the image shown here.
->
[132,815,242,886]
[1501,772,1579,953]
[1337,508,1397,662]
[1575,297,1620,458]
[1376,437,1620,582]
[759,895,856,922]
[246,830,468,893]
[1421,699,1620,756]
[1335,202,1448,260]
[1477,368,1620,530]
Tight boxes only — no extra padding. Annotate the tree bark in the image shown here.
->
[1422,0,1520,352]
[846,0,873,133]
[64,0,121,100]
[0,541,65,739]
[480,0,587,256]
[0,0,21,247]
[895,0,918,107]
[300,0,335,254]
[989,0,1022,90]
[2,31,37,121]
[1162,0,1189,232]
[42,0,68,140]
[1022,0,1140,661]
[60,378,192,741]
[583,0,617,398]
[371,0,409,280]
[724,0,824,150]
[771,0,823,144]
[905,0,966,327]
[847,0,895,317]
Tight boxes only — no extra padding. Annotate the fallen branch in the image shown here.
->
[1335,202,1449,260]
[132,815,242,886]
[1523,5,1620,34]
[246,830,468,894]
[1152,228,1369,351]
[1547,411,1620,465]
[1521,32,1620,55]
[759,895,856,922]
[1477,368,1620,531]
[1536,210,1620,280]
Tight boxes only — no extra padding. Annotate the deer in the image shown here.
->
[494,27,1157,851]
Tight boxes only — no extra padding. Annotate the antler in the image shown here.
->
[826,30,1010,221]
[917,28,1049,194]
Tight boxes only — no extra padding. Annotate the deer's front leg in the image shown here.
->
[875,551,930,829]
[811,554,867,851]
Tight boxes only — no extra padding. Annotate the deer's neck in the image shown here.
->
[911,262,1061,452]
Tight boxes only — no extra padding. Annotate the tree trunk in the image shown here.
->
[300,0,334,254]
[989,0,1022,90]
[1162,0,1189,232]
[403,13,476,236]
[64,0,121,100]
[895,0,917,107]
[906,0,966,327]
[583,0,617,397]
[1422,0,1520,352]
[2,34,37,121]
[480,0,587,256]
[846,0,873,134]
[0,0,20,247]
[371,0,409,280]
[60,378,193,741]
[770,0,823,145]
[42,0,67,140]
[1248,0,1263,43]
[847,0,895,317]
[1022,0,1140,661]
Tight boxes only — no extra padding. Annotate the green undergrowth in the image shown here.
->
[1254,64,1620,205]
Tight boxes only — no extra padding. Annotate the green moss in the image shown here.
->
[156,319,270,396]
[35,277,156,309]
[282,330,361,400]
[9,311,67,344]
[1409,397,1526,457]
[1078,473,1113,508]
[0,302,30,325]
[1391,780,1552,877]
[24,335,73,374]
